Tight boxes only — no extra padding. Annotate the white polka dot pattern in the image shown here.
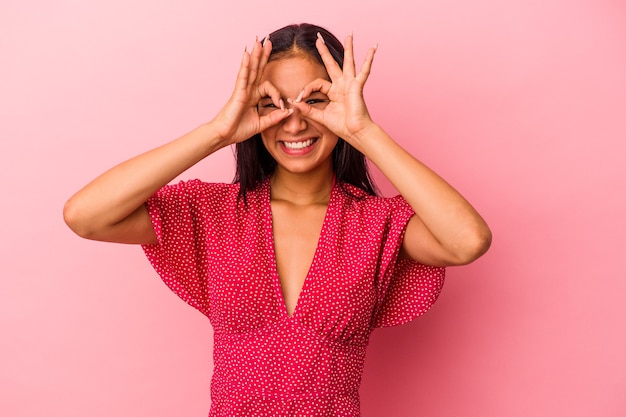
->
[142,178,445,416]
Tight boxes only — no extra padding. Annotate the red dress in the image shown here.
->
[142,178,445,416]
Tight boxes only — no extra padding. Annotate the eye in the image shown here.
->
[306,98,329,107]
[257,99,278,116]
[258,101,277,109]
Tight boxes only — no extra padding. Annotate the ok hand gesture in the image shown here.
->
[212,37,292,145]
[288,33,378,152]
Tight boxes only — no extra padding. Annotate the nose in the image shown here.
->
[281,104,307,133]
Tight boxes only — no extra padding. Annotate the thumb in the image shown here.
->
[258,108,293,132]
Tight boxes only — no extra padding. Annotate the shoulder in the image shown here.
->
[147,181,245,221]
[337,182,411,216]
[154,180,240,201]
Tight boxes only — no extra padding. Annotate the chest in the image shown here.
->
[270,201,328,316]
[204,189,383,341]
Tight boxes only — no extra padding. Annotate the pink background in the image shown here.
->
[2,0,625,416]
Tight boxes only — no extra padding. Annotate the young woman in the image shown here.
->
[64,23,491,417]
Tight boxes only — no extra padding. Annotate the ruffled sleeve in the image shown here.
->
[141,180,234,318]
[371,195,445,328]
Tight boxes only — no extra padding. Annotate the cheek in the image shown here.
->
[259,130,278,157]
[260,128,275,145]
[320,128,340,148]
[308,121,334,140]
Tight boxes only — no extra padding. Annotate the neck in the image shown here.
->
[270,167,335,206]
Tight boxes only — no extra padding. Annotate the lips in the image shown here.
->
[282,138,315,150]
[279,137,318,154]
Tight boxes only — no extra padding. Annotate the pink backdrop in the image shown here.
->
[2,0,625,416]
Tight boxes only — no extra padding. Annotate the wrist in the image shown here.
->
[346,121,383,153]
[193,122,233,154]
[203,120,236,148]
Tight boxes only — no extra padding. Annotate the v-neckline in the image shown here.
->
[264,178,336,319]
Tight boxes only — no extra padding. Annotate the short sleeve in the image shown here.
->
[141,180,233,317]
[371,195,445,328]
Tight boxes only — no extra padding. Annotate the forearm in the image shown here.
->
[352,123,491,264]
[64,122,226,237]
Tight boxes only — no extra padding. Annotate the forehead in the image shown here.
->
[261,56,329,91]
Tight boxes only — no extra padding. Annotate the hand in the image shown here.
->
[211,37,292,145]
[288,33,378,150]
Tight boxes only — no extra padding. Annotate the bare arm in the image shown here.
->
[351,124,491,266]
[290,33,491,266]
[64,38,291,244]
[63,124,227,244]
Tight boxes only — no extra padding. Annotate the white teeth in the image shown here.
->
[283,139,314,149]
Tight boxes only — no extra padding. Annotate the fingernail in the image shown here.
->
[262,34,270,46]
[279,99,285,111]
[317,32,325,44]
[295,90,304,103]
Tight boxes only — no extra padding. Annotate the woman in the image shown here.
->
[64,23,491,417]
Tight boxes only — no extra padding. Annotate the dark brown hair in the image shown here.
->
[234,23,377,201]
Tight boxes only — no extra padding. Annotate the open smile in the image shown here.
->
[280,138,318,153]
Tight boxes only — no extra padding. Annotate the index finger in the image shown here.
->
[299,78,333,100]
[257,80,284,110]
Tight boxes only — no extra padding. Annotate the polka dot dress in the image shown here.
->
[142,178,445,417]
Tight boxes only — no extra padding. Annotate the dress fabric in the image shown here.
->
[142,178,445,417]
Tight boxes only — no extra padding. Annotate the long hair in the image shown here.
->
[233,23,378,201]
